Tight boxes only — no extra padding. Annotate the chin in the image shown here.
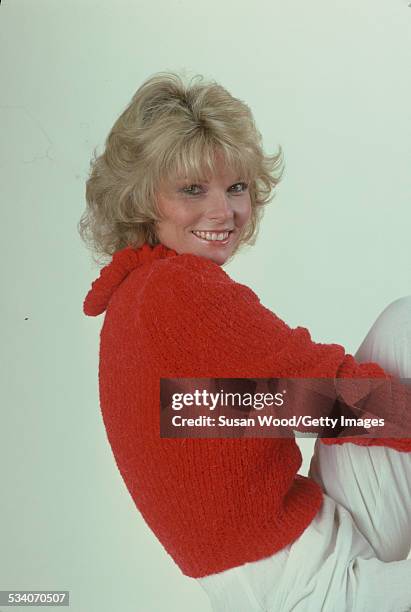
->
[203,250,232,266]
[206,255,225,266]
[188,231,239,266]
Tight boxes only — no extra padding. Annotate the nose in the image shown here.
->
[205,191,234,223]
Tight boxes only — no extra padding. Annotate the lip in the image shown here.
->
[191,229,234,245]
[192,229,234,233]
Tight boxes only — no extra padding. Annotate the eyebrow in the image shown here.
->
[180,177,244,183]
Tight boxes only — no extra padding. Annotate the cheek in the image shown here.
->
[240,197,252,224]
[158,198,194,228]
[170,207,199,231]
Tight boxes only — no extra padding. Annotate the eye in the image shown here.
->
[180,181,249,196]
[230,182,249,193]
[181,184,203,196]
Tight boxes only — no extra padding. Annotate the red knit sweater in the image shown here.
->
[83,242,411,578]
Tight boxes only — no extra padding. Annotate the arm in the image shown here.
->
[140,255,411,451]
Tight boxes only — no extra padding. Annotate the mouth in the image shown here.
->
[191,229,234,245]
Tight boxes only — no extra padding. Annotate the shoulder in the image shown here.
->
[139,253,262,319]
[148,253,230,283]
[144,253,255,297]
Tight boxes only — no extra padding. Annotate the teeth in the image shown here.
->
[192,230,230,241]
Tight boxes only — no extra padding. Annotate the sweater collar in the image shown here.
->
[83,242,178,316]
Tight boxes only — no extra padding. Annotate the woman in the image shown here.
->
[79,71,411,611]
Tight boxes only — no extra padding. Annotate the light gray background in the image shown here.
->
[1,1,410,611]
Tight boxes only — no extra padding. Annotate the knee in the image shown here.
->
[355,296,411,373]
[375,296,411,336]
[383,295,411,313]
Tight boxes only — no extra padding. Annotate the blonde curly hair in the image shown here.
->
[78,71,285,265]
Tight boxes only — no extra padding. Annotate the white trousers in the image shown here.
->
[197,296,411,612]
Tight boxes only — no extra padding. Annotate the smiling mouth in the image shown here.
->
[191,230,233,242]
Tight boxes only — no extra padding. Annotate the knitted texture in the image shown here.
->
[83,243,411,578]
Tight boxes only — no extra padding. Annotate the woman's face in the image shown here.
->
[154,153,252,266]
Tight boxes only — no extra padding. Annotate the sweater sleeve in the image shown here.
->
[139,255,411,451]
